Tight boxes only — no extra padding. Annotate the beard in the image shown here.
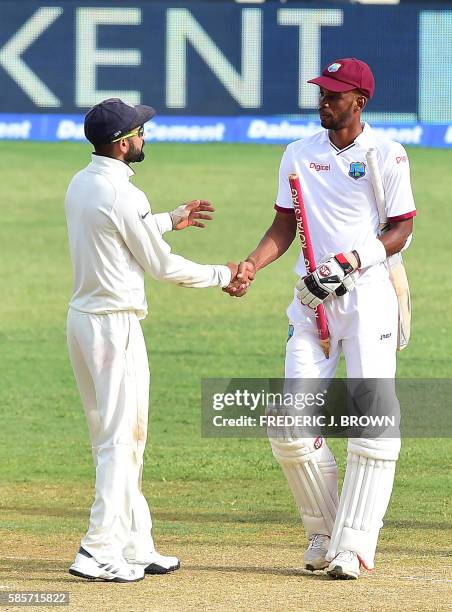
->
[319,108,354,131]
[125,141,145,163]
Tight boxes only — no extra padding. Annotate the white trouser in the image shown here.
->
[67,309,154,564]
[271,279,400,568]
[286,278,398,379]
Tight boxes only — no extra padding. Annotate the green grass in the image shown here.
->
[0,142,450,545]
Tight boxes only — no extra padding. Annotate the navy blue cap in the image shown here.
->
[84,98,156,146]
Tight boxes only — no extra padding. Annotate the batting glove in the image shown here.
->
[296,253,357,309]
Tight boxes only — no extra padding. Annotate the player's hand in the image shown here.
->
[237,259,256,285]
[171,200,214,230]
[296,253,357,309]
[223,260,254,297]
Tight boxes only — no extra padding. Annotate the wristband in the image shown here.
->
[356,238,387,269]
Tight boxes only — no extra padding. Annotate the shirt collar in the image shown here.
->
[88,154,135,180]
[354,122,375,148]
[326,122,375,152]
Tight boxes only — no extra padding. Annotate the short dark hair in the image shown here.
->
[94,142,116,156]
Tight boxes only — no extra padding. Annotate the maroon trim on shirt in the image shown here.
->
[388,210,416,222]
[274,204,295,214]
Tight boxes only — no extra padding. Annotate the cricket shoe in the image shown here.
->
[69,547,144,583]
[304,534,330,571]
[327,551,360,580]
[126,551,181,575]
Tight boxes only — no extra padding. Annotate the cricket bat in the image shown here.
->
[366,148,411,350]
[289,173,330,359]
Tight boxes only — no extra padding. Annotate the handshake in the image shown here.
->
[222,251,359,305]
[223,259,257,298]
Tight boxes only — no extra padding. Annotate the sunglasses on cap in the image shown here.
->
[111,125,144,143]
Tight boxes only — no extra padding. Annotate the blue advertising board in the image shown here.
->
[0,2,451,144]
[1,113,451,147]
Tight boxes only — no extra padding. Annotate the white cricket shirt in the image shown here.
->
[275,123,416,324]
[65,155,231,318]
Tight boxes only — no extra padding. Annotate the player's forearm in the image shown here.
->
[246,235,288,271]
[355,219,413,268]
[114,205,230,288]
[379,219,414,258]
[246,214,297,272]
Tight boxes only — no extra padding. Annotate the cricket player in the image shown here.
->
[65,98,237,582]
[225,59,415,579]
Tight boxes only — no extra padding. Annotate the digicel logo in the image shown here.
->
[309,162,331,171]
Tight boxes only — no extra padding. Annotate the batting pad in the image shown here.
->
[387,252,411,350]
[327,451,396,570]
[270,438,339,536]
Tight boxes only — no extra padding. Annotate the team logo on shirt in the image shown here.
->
[349,161,366,180]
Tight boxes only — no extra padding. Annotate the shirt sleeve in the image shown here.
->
[274,147,295,214]
[382,144,416,222]
[110,190,231,288]
[153,212,173,234]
